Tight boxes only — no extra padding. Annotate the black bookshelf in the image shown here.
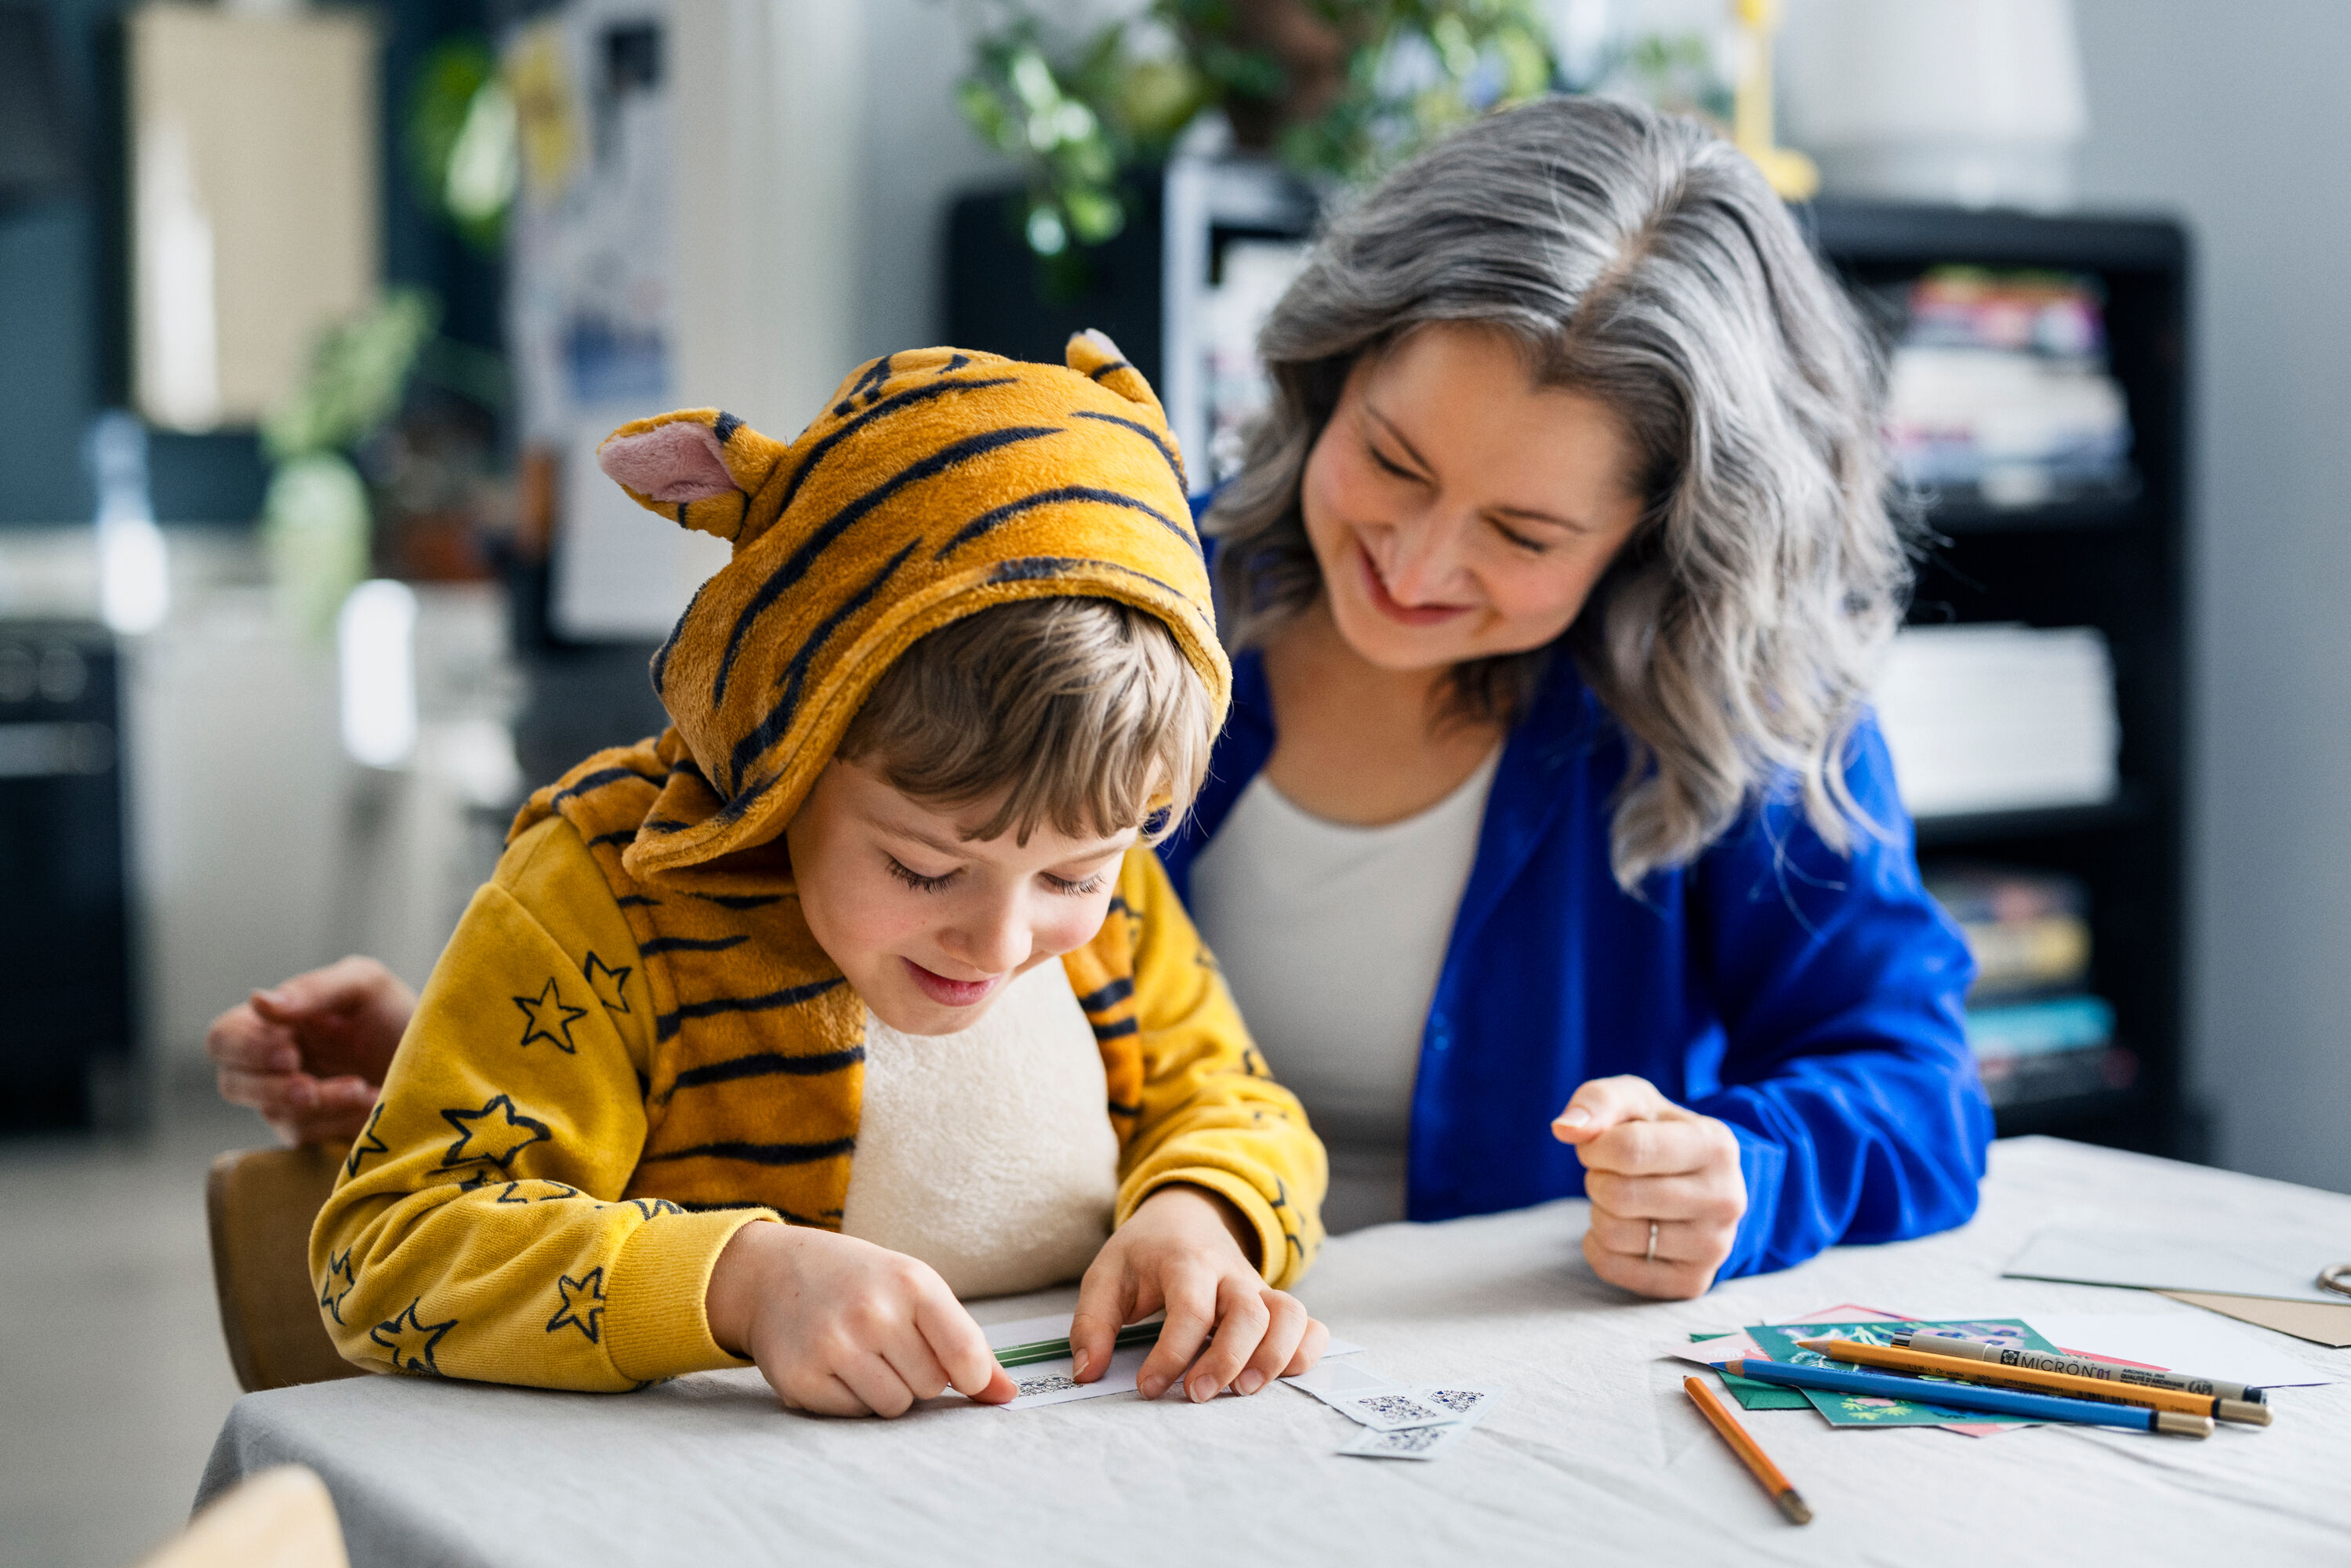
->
[1807,201,2193,1159]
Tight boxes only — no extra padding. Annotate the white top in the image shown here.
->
[1187,750,1498,1230]
[838,960,1119,1298]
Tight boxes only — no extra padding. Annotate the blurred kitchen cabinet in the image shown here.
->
[129,2,380,432]
[0,623,132,1132]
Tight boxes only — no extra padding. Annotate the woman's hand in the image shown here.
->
[705,1221,1016,1417]
[1551,1075,1746,1300]
[1069,1185,1328,1403]
[205,956,415,1145]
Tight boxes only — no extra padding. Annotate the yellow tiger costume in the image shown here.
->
[310,337,1326,1391]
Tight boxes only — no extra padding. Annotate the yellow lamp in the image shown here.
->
[1732,0,1819,202]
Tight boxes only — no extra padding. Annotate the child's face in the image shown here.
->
[784,757,1138,1036]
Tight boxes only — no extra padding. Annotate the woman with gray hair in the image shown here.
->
[212,96,1986,1303]
[1164,94,1986,1296]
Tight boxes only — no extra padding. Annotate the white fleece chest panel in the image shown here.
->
[838,960,1119,1298]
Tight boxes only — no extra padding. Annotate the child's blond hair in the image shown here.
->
[838,596,1214,846]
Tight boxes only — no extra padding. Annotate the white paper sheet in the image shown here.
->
[2004,1228,2346,1305]
[979,1313,1364,1410]
[1282,1359,1395,1403]
[2020,1312,2331,1388]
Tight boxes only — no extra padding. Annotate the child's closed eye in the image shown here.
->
[885,856,958,893]
[1042,872,1106,896]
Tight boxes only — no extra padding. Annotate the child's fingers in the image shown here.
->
[1233,1289,1312,1395]
[1068,1256,1137,1384]
[1283,1314,1330,1377]
[876,1323,953,1404]
[971,1365,1018,1404]
[1181,1273,1272,1403]
[1549,1074,1674,1144]
[835,1352,921,1419]
[780,1370,873,1418]
[1133,1266,1219,1400]
[912,1282,1000,1399]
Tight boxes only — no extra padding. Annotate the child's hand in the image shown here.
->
[1069,1185,1328,1403]
[705,1221,1018,1417]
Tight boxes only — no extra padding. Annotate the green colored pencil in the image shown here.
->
[993,1322,1163,1370]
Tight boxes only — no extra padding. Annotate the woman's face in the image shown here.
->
[1299,323,1649,674]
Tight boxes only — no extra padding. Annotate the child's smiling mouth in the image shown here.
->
[902,959,1002,1009]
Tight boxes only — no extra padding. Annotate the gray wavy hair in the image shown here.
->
[1208,95,1909,890]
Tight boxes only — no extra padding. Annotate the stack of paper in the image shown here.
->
[2005,1229,2351,1348]
[1875,624,2118,819]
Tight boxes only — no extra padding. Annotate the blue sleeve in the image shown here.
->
[1685,716,1993,1280]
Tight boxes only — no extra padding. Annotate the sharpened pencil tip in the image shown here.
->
[1778,1491,1812,1526]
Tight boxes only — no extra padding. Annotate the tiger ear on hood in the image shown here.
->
[597,408,788,549]
[1066,329,1175,427]
[600,420,740,503]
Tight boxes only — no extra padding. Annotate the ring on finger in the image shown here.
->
[1645,1221,1658,1263]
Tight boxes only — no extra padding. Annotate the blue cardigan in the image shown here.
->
[1158,648,1993,1279]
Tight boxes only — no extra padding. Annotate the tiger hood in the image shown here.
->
[590,332,1226,880]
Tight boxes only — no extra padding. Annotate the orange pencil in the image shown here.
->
[1683,1374,1812,1525]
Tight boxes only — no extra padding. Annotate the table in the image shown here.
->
[198,1138,2351,1565]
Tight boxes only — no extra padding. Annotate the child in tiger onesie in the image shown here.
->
[311,335,1330,1415]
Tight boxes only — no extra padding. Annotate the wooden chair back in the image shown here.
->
[136,1465,348,1568]
[205,1144,370,1393]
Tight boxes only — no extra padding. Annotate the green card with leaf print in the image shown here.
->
[1742,1318,2062,1427]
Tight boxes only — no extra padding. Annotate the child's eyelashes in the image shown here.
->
[883,856,1104,897]
[884,856,958,893]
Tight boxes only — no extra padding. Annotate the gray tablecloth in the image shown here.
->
[200,1138,2351,1566]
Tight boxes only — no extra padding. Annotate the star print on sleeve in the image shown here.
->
[495,1179,583,1204]
[371,1298,457,1374]
[345,1103,390,1178]
[439,1094,553,1171]
[512,977,591,1052]
[582,951,633,1015]
[319,1247,357,1324]
[624,1197,684,1221]
[546,1268,607,1343]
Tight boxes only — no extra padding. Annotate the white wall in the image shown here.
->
[2064,0,2351,1194]
[852,0,1018,360]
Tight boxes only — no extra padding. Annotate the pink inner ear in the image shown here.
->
[599,423,742,503]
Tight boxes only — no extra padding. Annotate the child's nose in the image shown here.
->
[944,904,1029,977]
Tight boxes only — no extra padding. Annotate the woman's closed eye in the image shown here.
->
[1366,441,1426,484]
[1489,517,1550,554]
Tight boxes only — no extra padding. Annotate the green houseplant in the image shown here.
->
[953,0,1555,278]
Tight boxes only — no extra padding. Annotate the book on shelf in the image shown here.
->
[1876,623,2118,821]
[1925,864,2092,1002]
[1925,865,2136,1110]
[1881,267,2137,511]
